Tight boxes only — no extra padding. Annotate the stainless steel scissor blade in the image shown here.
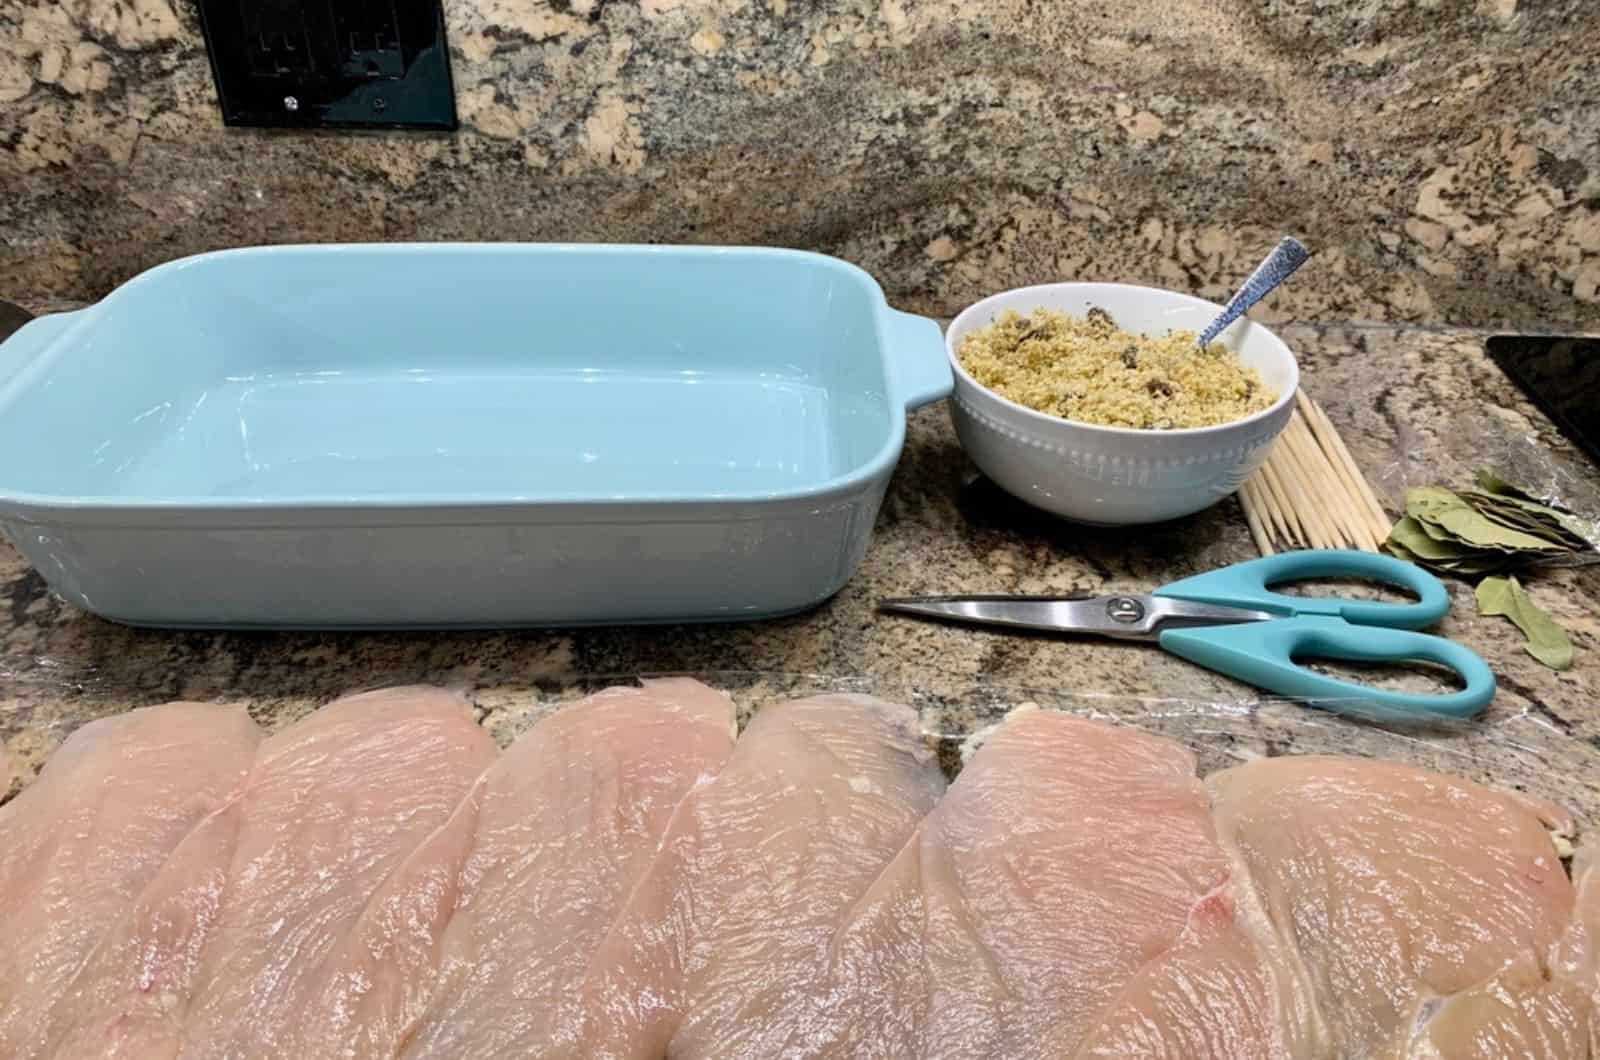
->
[876,593,1275,641]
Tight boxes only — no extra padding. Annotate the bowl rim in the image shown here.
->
[944,281,1300,439]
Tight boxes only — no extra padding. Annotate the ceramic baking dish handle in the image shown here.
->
[0,309,82,394]
[884,308,954,411]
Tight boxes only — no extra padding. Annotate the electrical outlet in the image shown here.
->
[198,0,456,130]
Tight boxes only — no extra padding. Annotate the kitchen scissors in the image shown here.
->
[879,550,1495,720]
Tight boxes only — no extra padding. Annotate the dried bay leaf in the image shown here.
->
[1389,478,1592,583]
[1405,486,1471,517]
[1474,469,1577,510]
[1461,487,1578,525]
[1471,504,1587,550]
[1410,515,1473,546]
[1385,518,1517,575]
[1386,540,1420,563]
[1475,575,1575,670]
[1475,469,1554,505]
[1470,497,1593,550]
[1440,556,1525,576]
[1465,498,1569,531]
[1405,489,1568,553]
[1388,517,1482,561]
[1472,471,1599,549]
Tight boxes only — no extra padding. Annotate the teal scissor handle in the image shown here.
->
[1154,550,1449,629]
[1158,615,1495,720]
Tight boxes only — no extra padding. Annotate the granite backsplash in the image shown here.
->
[2,0,1597,328]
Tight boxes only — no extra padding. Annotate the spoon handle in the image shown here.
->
[1197,237,1311,348]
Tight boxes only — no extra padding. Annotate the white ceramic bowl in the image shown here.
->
[946,282,1299,525]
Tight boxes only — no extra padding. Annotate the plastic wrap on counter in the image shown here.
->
[5,669,1595,825]
[1481,424,1600,553]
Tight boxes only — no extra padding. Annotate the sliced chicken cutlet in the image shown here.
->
[0,703,261,1060]
[45,778,257,1058]
[1371,834,1599,1060]
[1209,755,1590,1059]
[1576,846,1600,1059]
[296,678,736,1059]
[823,707,1300,1060]
[0,742,20,800]
[47,686,497,1060]
[1062,883,1318,1060]
[176,686,498,1059]
[581,693,946,1060]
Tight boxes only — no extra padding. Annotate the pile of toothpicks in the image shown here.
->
[1239,390,1392,555]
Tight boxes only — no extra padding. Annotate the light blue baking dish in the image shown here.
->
[0,243,951,628]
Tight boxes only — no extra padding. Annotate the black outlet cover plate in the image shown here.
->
[197,0,457,131]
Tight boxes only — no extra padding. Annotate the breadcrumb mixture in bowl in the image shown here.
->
[956,306,1275,430]
[943,280,1299,524]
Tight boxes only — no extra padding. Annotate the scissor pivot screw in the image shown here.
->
[1106,597,1146,623]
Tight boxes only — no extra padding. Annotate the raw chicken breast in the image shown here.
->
[582,693,946,1059]
[1063,885,1314,1060]
[1209,756,1586,1059]
[1379,836,1600,1059]
[45,793,246,1058]
[0,742,20,800]
[822,707,1284,1060]
[1575,846,1600,1058]
[1374,949,1592,1059]
[46,686,497,1060]
[176,686,498,1058]
[301,678,737,1059]
[0,703,260,1060]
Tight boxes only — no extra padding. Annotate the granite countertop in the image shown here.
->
[2,321,1597,811]
[5,0,1600,333]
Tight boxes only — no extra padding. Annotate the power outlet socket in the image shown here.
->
[198,0,456,130]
